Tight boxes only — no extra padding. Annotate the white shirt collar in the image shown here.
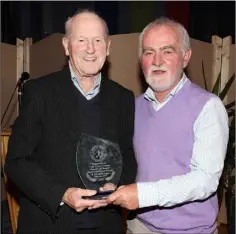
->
[144,73,188,104]
[68,61,101,99]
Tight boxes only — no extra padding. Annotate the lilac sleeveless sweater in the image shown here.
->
[134,79,217,233]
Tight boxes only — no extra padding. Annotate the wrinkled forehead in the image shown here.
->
[142,25,181,49]
[69,13,107,38]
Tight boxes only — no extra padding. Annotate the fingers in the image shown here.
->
[63,188,98,211]
[88,200,108,210]
[74,189,110,212]
[74,198,106,212]
[106,186,126,207]
[107,190,122,204]
[97,184,138,210]
[75,200,107,212]
[63,187,114,212]
[78,188,97,197]
[77,199,108,212]
[99,183,116,192]
[112,197,123,206]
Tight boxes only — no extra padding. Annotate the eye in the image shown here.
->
[143,51,153,56]
[77,38,86,43]
[94,38,104,43]
[163,50,173,55]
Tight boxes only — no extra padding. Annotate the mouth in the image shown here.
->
[151,70,167,75]
[84,57,97,62]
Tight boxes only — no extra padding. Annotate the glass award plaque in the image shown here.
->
[76,134,122,199]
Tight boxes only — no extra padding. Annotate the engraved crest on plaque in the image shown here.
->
[90,145,107,162]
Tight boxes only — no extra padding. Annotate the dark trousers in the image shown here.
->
[76,213,123,234]
[75,207,124,234]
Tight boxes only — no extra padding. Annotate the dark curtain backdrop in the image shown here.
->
[189,1,235,43]
[1,1,235,45]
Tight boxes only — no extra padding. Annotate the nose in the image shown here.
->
[152,52,164,67]
[86,41,95,54]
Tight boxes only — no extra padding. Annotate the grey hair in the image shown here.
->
[139,17,190,56]
[64,9,109,38]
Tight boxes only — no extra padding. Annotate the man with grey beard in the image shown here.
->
[108,17,228,234]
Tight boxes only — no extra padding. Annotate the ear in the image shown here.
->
[183,48,192,68]
[106,39,111,56]
[62,37,70,56]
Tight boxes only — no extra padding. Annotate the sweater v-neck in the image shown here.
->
[147,79,192,117]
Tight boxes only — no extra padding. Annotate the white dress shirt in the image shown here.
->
[137,74,229,208]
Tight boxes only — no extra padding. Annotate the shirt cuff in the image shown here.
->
[60,201,64,206]
[137,182,159,208]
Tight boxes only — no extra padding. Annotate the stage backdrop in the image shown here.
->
[1,33,235,128]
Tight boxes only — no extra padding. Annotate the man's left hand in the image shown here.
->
[107,184,139,210]
[88,183,116,210]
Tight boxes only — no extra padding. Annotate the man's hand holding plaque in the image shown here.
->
[87,183,117,210]
[76,134,123,201]
[62,187,108,212]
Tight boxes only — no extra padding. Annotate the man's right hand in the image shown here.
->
[62,188,108,212]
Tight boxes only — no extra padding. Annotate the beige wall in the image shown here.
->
[108,33,143,96]
[30,33,67,79]
[187,39,214,91]
[2,34,234,126]
[29,33,230,97]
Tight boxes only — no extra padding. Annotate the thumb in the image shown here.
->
[107,190,120,203]
[99,187,104,192]
[81,189,97,197]
[117,185,125,190]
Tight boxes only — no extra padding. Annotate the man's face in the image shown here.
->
[140,25,191,94]
[62,13,110,78]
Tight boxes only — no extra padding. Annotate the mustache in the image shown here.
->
[149,65,168,73]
